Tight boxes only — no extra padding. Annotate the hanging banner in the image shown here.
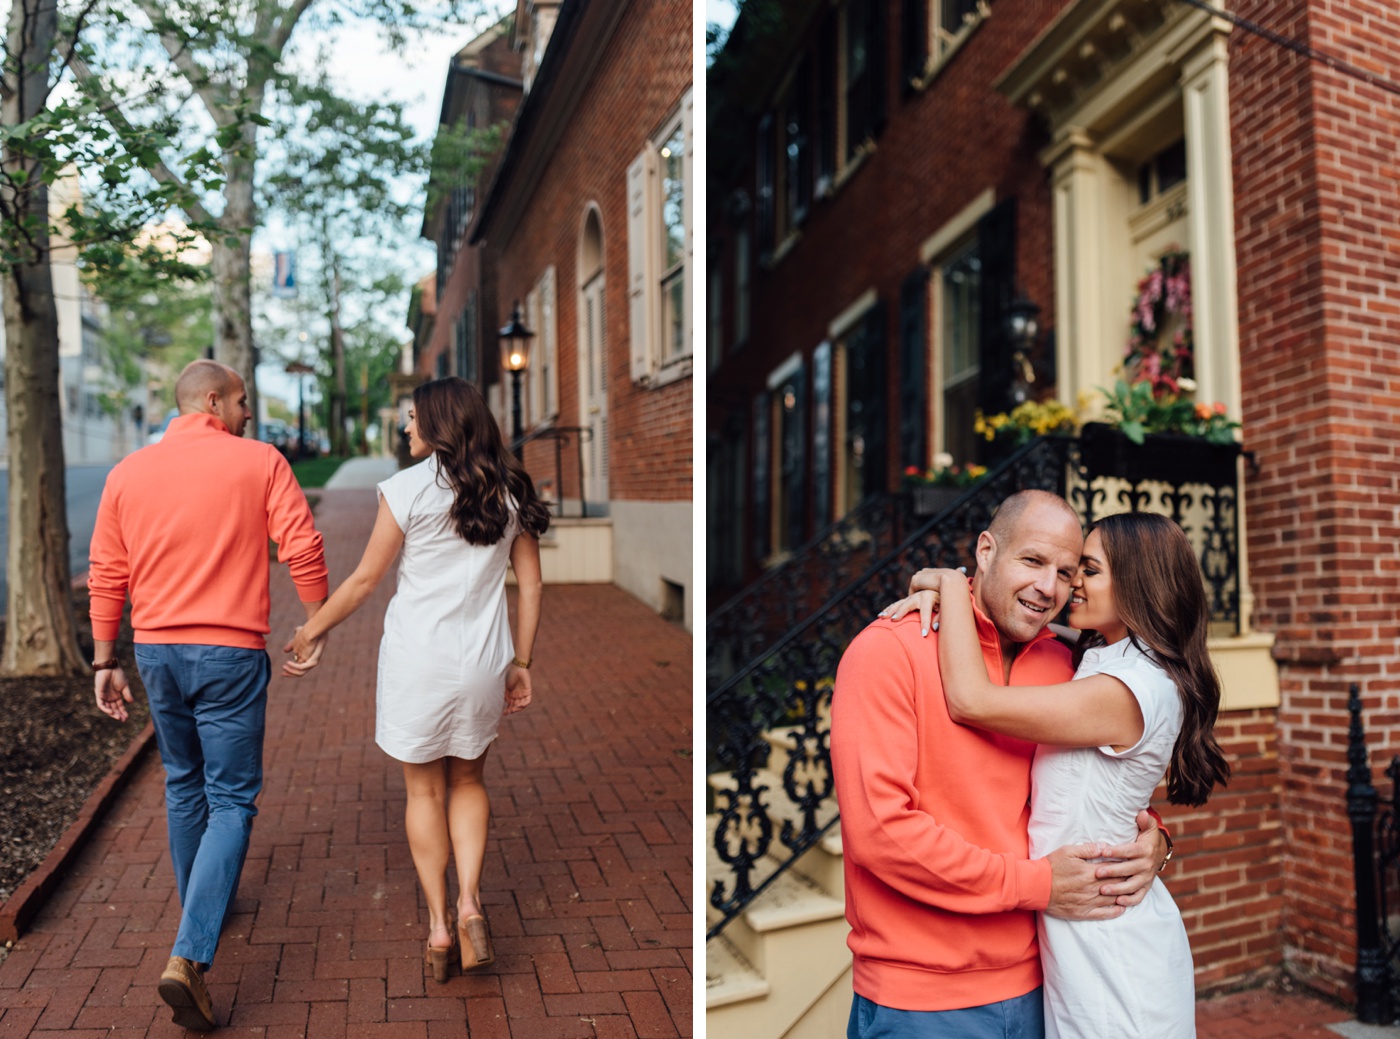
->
[272,251,297,298]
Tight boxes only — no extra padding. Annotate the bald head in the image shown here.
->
[987,489,1080,544]
[174,360,250,437]
[176,360,238,412]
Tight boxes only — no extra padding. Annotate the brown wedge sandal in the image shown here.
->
[424,927,460,984]
[458,913,495,972]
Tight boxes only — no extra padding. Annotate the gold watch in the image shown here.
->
[512,656,532,670]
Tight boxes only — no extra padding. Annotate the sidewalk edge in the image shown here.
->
[0,719,156,944]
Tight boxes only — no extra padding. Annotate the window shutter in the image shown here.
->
[755,113,776,257]
[811,341,833,527]
[816,14,838,192]
[899,268,929,470]
[626,148,655,382]
[780,361,807,549]
[976,197,1018,417]
[542,265,558,417]
[682,88,694,361]
[869,0,887,134]
[901,0,927,92]
[751,390,771,562]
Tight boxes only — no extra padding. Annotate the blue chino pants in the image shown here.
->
[848,990,1045,1039]
[135,644,270,967]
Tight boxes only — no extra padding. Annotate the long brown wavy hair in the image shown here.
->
[1072,511,1230,807]
[412,377,551,544]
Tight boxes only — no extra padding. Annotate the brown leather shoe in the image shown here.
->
[158,955,216,1031]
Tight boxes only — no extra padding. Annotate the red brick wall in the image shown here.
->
[487,2,692,505]
[708,0,1059,582]
[1168,709,1285,994]
[1231,0,1400,1001]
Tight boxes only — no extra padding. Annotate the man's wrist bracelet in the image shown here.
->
[1156,828,1174,872]
[92,658,120,671]
[512,656,532,670]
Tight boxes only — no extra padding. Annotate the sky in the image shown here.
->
[255,1,512,414]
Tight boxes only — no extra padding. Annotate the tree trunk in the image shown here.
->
[1,0,87,676]
[211,144,258,428]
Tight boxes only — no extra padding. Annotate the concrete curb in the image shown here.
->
[0,719,156,943]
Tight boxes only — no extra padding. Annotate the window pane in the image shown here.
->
[661,124,686,270]
[662,269,685,363]
[942,246,981,380]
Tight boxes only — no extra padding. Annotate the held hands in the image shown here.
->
[504,664,533,715]
[281,626,328,677]
[876,567,965,636]
[94,666,133,722]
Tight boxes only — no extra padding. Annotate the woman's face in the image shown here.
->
[405,409,432,459]
[1068,528,1128,643]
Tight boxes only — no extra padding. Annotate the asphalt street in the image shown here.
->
[0,463,113,603]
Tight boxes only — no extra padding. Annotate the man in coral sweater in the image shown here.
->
[88,360,330,1032]
[831,490,1167,1038]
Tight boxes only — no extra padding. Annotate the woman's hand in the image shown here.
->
[877,590,941,636]
[504,664,533,714]
[876,566,966,636]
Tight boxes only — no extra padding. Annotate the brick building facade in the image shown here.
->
[470,0,694,628]
[707,0,1400,1012]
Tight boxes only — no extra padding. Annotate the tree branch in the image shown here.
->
[68,54,216,227]
[50,0,105,90]
[268,0,318,63]
[132,0,235,128]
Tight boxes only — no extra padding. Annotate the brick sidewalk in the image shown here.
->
[1197,985,1356,1038]
[0,488,692,1037]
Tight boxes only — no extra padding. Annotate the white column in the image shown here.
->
[1047,130,1109,415]
[1180,29,1241,420]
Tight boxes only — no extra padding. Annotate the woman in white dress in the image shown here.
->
[284,376,549,982]
[887,511,1229,1037]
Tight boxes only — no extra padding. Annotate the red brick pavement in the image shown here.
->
[0,488,692,1037]
[1196,985,1354,1038]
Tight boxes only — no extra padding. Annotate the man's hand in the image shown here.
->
[95,666,133,722]
[1044,842,1125,920]
[281,627,328,677]
[1094,810,1169,906]
[504,664,532,714]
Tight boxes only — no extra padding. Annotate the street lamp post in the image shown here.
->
[285,360,316,458]
[1005,293,1042,404]
[498,304,534,459]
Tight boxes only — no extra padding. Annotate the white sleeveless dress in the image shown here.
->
[1029,638,1196,1038]
[374,455,520,763]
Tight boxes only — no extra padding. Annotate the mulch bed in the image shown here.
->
[0,587,150,903]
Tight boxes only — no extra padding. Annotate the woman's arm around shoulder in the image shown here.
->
[935,571,1144,749]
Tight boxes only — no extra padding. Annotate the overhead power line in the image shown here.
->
[1177,0,1400,99]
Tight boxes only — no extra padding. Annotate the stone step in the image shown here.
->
[705,933,769,1010]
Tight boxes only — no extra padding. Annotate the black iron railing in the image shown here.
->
[707,491,906,687]
[510,425,593,518]
[1347,683,1400,1023]
[706,431,1246,939]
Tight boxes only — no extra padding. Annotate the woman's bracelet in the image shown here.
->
[512,656,532,669]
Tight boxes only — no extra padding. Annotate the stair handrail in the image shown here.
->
[509,424,593,518]
[707,490,904,686]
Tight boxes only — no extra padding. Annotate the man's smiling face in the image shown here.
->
[971,499,1084,652]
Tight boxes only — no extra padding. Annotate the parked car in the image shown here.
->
[146,408,179,445]
[258,420,293,457]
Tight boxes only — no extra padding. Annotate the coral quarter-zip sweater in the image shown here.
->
[830,606,1075,1012]
[88,413,329,649]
